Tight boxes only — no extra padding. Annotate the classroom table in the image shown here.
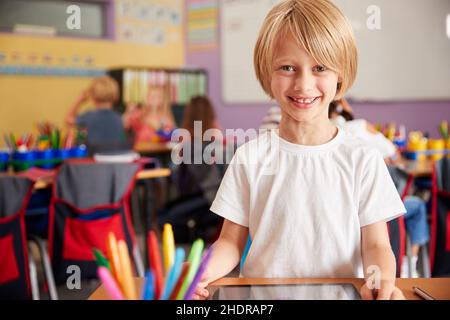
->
[31,167,171,190]
[134,142,173,155]
[398,158,433,178]
[0,166,172,236]
[88,277,450,300]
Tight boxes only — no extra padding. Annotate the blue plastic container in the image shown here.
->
[403,151,418,161]
[54,148,72,162]
[0,151,9,172]
[12,150,37,172]
[69,145,88,158]
[36,149,56,169]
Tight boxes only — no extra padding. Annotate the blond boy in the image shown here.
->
[195,0,406,300]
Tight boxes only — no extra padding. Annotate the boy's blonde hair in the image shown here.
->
[89,76,119,104]
[254,0,357,100]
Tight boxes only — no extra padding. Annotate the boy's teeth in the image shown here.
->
[293,97,315,104]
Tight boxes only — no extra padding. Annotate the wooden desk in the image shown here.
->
[33,168,171,190]
[134,142,173,155]
[398,159,433,178]
[89,277,450,300]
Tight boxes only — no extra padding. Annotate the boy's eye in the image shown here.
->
[280,65,295,72]
[313,65,327,72]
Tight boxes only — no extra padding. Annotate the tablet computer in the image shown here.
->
[208,283,361,300]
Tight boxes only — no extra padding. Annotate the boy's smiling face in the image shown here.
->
[270,32,340,125]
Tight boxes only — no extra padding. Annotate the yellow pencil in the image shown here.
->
[162,223,175,275]
[117,240,137,300]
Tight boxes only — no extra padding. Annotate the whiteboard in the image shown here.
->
[220,0,450,103]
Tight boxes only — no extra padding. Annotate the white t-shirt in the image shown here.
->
[210,128,406,278]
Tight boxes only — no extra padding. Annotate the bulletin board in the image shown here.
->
[220,0,450,103]
[115,0,183,46]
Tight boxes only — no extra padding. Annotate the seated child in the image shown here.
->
[328,99,397,160]
[123,84,176,144]
[181,95,222,138]
[65,76,128,154]
[194,0,406,300]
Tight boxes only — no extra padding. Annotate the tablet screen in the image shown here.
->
[209,283,361,300]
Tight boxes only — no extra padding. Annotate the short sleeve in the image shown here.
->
[76,111,92,128]
[358,149,406,227]
[210,148,250,227]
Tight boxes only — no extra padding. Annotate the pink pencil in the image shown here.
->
[98,266,125,300]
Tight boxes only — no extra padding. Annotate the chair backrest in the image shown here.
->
[386,166,411,277]
[431,158,450,276]
[0,176,34,299]
[161,141,224,243]
[387,166,411,200]
[48,160,141,283]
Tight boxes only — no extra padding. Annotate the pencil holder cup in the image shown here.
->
[36,149,57,169]
[446,139,450,158]
[428,139,445,161]
[403,151,418,161]
[11,150,37,172]
[0,151,9,172]
[69,145,88,158]
[407,138,427,161]
[54,148,72,163]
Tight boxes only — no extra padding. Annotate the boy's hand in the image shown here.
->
[360,280,405,300]
[77,89,91,104]
[192,278,209,300]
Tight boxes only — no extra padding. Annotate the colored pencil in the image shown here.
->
[117,240,137,300]
[169,262,190,300]
[147,230,164,300]
[184,246,213,300]
[97,266,124,300]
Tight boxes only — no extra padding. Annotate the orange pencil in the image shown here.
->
[106,232,122,287]
[169,262,190,300]
[117,240,137,300]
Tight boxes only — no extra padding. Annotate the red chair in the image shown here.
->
[387,166,414,277]
[48,160,145,283]
[0,176,36,299]
[431,158,450,276]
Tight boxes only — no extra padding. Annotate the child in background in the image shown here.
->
[328,99,398,161]
[65,76,128,154]
[195,0,406,300]
[181,95,222,138]
[123,84,176,144]
[178,95,223,203]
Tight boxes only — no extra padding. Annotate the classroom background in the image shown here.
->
[0,0,450,300]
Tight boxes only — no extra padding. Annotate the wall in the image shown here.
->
[186,5,450,133]
[0,0,184,137]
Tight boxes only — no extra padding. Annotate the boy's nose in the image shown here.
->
[293,73,314,92]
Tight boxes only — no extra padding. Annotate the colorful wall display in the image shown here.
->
[187,0,218,52]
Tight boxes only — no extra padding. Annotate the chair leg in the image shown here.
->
[27,243,40,300]
[133,245,145,277]
[30,235,59,300]
[420,243,431,278]
[405,235,413,278]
